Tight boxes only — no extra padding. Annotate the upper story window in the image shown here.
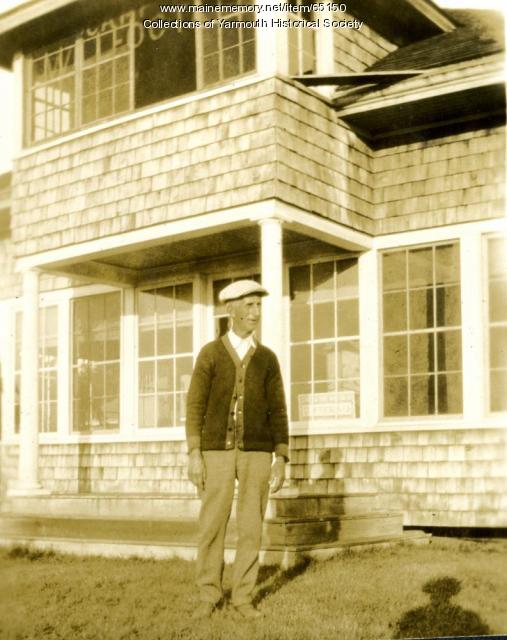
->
[382,243,462,418]
[288,0,317,75]
[200,8,255,86]
[487,235,507,412]
[26,3,256,145]
[289,259,360,422]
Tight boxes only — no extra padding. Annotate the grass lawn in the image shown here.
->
[0,537,506,640]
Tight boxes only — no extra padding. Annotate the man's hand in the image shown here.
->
[188,449,205,494]
[270,456,286,493]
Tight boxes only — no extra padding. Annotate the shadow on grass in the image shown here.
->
[253,558,312,605]
[393,576,491,639]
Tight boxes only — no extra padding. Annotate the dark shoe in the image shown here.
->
[233,603,263,620]
[192,602,215,620]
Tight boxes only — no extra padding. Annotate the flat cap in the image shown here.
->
[218,279,269,303]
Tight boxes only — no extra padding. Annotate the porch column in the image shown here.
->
[259,217,283,357]
[14,269,43,494]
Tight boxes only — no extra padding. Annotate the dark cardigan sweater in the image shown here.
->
[185,337,289,459]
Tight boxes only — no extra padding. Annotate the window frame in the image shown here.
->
[380,240,463,419]
[135,280,194,431]
[25,10,136,146]
[286,253,362,429]
[484,232,507,415]
[288,0,317,76]
[70,288,123,434]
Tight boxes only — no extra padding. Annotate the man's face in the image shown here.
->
[228,295,262,337]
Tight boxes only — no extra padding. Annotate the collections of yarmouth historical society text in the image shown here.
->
[143,3,364,29]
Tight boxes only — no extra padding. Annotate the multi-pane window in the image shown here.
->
[138,284,193,428]
[212,274,260,338]
[487,235,507,412]
[27,3,256,144]
[30,39,75,142]
[72,292,121,432]
[14,307,59,434]
[39,306,58,433]
[382,243,462,417]
[200,9,256,86]
[289,259,360,421]
[81,15,132,125]
[288,0,317,75]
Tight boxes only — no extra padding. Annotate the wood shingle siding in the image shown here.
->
[333,12,397,73]
[373,127,505,232]
[10,72,505,259]
[2,427,505,527]
[10,78,376,258]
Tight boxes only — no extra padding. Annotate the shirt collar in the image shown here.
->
[228,329,256,349]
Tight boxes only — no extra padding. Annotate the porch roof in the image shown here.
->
[17,201,372,287]
[332,56,505,147]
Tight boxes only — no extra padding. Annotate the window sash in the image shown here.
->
[137,284,193,428]
[289,258,360,422]
[288,0,317,75]
[71,291,121,432]
[382,242,463,418]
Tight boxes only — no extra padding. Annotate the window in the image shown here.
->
[288,0,317,75]
[199,8,256,86]
[72,292,121,432]
[138,284,193,428]
[27,3,256,144]
[81,14,132,125]
[212,274,260,338]
[382,243,462,417]
[13,306,59,434]
[289,259,360,421]
[487,235,507,412]
[39,306,58,432]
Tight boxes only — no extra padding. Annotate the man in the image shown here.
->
[186,279,289,620]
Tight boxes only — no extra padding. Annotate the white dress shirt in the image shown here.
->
[227,329,256,361]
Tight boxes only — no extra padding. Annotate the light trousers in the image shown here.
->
[196,449,272,606]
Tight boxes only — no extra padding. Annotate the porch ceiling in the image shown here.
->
[47,225,348,287]
[100,226,337,271]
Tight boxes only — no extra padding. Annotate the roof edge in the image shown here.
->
[405,0,456,33]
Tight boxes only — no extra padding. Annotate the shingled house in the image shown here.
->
[0,0,505,552]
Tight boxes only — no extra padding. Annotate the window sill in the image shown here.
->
[2,415,505,446]
[290,414,507,435]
